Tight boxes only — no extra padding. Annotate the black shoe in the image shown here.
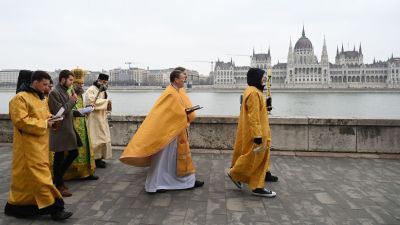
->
[51,210,73,221]
[252,188,276,198]
[227,172,243,189]
[265,171,278,182]
[193,180,204,188]
[86,175,99,180]
[146,189,167,194]
[95,159,106,168]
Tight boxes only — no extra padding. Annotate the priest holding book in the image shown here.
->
[120,68,204,193]
[61,68,98,181]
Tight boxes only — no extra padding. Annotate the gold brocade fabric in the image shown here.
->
[120,85,196,177]
[229,86,272,189]
[8,92,62,209]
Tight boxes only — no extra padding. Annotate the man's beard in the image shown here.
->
[74,86,84,95]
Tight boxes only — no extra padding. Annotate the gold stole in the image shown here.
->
[175,88,196,177]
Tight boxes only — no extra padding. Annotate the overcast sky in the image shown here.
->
[0,0,399,75]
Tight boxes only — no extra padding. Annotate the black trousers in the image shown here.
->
[53,149,78,187]
[4,199,64,218]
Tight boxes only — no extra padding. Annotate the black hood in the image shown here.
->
[247,68,265,91]
[16,70,33,93]
[19,84,45,100]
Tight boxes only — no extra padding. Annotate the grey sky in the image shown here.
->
[0,0,399,75]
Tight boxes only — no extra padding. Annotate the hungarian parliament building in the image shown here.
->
[213,27,400,89]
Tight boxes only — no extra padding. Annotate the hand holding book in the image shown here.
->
[48,116,63,129]
[185,105,203,113]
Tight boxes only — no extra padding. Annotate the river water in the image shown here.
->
[1,90,399,118]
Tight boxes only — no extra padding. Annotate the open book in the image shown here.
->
[185,105,203,113]
[49,107,65,122]
[77,106,94,115]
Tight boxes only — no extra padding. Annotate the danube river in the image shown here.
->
[1,90,400,118]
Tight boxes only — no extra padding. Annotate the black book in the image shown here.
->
[185,105,203,113]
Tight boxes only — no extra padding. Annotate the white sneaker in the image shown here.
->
[252,188,276,198]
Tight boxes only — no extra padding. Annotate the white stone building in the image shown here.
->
[213,26,400,89]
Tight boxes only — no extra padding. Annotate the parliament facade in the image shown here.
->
[213,27,400,89]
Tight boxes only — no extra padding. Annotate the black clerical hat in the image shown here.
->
[98,73,109,81]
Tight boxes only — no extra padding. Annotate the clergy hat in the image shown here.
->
[71,68,86,83]
[98,73,109,81]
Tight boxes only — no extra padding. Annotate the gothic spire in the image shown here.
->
[321,36,328,64]
[302,25,305,37]
[359,43,362,55]
[336,45,339,57]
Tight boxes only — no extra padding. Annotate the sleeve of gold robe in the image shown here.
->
[9,95,48,136]
[246,91,262,139]
[179,90,196,123]
[86,87,108,110]
[187,111,196,123]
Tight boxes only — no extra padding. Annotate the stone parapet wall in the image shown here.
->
[1,114,399,153]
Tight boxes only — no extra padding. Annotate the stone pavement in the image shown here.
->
[0,143,399,225]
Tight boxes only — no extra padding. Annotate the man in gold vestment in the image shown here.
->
[120,69,204,193]
[227,68,276,198]
[62,68,97,180]
[4,71,73,220]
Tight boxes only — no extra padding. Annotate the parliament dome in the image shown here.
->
[294,27,313,50]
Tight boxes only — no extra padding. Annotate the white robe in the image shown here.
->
[84,85,112,160]
[145,137,195,192]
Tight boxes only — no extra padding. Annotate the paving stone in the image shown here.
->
[151,193,172,207]
[142,206,168,224]
[161,214,185,225]
[207,198,226,215]
[184,201,207,225]
[0,144,399,225]
[315,192,337,204]
[206,214,227,225]
[165,197,189,216]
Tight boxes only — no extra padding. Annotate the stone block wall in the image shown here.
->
[1,114,399,153]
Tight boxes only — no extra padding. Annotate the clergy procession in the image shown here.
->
[4,67,278,221]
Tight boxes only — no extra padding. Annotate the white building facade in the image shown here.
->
[213,27,400,89]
